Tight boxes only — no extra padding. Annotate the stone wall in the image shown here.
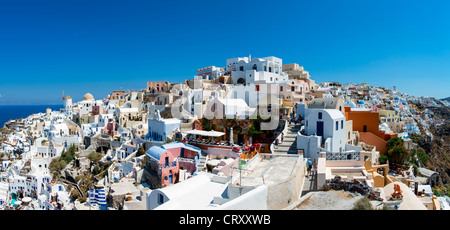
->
[266,156,307,210]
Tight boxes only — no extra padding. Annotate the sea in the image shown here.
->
[0,105,63,128]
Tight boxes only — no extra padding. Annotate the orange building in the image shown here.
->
[110,90,126,100]
[344,106,397,155]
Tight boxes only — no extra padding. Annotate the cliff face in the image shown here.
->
[411,104,450,186]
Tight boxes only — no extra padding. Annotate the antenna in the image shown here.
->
[232,164,252,195]
[59,90,65,101]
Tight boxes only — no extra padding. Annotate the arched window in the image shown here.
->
[252,64,257,71]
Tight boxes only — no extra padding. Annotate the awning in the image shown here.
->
[183,129,225,137]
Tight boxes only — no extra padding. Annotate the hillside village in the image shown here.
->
[1,55,449,210]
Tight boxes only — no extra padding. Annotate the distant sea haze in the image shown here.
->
[0,105,63,127]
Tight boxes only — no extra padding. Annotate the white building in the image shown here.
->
[147,172,268,210]
[63,95,73,119]
[147,110,181,143]
[298,109,362,162]
[227,56,289,85]
[77,93,104,116]
[205,97,257,119]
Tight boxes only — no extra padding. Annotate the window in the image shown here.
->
[239,66,244,71]
[158,194,164,204]
[318,112,322,119]
[336,121,338,130]
[341,120,344,129]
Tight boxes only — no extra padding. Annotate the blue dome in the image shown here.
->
[357,100,365,104]
[394,97,399,100]
[402,102,406,105]
[147,146,166,160]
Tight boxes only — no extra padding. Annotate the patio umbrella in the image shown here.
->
[207,130,225,137]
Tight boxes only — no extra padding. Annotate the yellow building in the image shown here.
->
[378,110,403,133]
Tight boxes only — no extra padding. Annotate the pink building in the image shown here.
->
[145,142,202,188]
[147,81,169,94]
[103,122,118,136]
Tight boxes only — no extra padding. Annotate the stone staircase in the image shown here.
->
[196,151,208,172]
[273,124,301,155]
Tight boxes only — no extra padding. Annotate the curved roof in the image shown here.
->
[357,100,365,104]
[322,109,345,120]
[163,142,203,152]
[308,98,343,110]
[147,146,167,160]
[82,93,95,101]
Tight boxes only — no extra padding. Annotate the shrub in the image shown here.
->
[352,197,374,210]
[379,154,389,164]
[87,152,103,163]
[60,144,77,164]
[136,145,146,157]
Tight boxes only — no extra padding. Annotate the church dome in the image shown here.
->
[82,93,95,101]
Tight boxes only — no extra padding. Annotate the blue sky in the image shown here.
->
[0,0,449,105]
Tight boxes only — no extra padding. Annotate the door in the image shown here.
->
[317,121,324,137]
[169,171,173,184]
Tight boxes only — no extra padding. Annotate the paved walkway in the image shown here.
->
[269,122,319,197]
[301,169,318,196]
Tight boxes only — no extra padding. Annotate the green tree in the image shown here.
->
[386,137,410,165]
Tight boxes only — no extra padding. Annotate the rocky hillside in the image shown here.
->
[440,97,450,102]
[410,102,450,186]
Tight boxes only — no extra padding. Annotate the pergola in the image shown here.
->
[183,129,225,137]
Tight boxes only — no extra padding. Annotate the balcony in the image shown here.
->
[158,161,177,169]
[326,152,360,161]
